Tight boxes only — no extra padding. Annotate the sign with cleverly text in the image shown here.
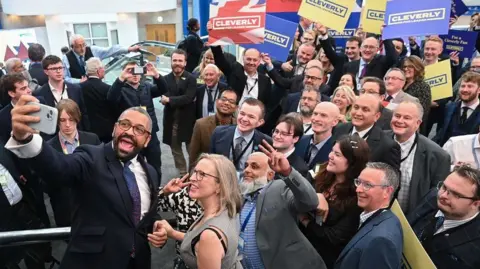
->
[298,0,356,32]
[328,12,361,53]
[361,0,387,35]
[425,60,453,101]
[383,0,451,39]
[440,30,479,58]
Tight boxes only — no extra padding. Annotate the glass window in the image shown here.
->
[111,30,119,45]
[73,23,109,47]
[91,23,108,38]
[73,24,91,38]
[92,39,109,47]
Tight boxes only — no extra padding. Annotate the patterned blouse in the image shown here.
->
[157,187,203,255]
[404,80,432,122]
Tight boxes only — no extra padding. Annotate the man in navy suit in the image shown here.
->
[435,71,480,146]
[210,98,271,174]
[35,55,90,133]
[408,165,480,269]
[335,162,403,269]
[195,63,228,119]
[6,96,168,269]
[295,102,340,171]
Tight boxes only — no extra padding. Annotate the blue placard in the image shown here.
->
[451,0,468,18]
[383,0,451,40]
[440,30,479,58]
[242,14,298,61]
[328,12,361,52]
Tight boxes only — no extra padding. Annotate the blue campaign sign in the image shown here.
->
[242,14,298,61]
[440,30,479,58]
[383,0,451,40]
[451,0,468,18]
[328,12,361,52]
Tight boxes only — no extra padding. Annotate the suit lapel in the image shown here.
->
[257,75,266,102]
[431,216,480,253]
[366,126,382,150]
[312,136,333,167]
[41,85,56,106]
[167,74,178,95]
[104,143,134,226]
[410,136,426,205]
[136,156,158,228]
[219,126,236,157]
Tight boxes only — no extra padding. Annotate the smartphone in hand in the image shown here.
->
[27,102,58,135]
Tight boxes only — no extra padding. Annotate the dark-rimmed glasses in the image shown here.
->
[437,181,478,200]
[190,169,219,182]
[116,119,150,136]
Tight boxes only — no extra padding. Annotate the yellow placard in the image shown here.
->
[360,0,387,35]
[298,0,356,32]
[425,60,453,101]
[391,200,437,269]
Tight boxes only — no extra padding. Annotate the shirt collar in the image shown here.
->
[234,126,255,143]
[59,131,79,145]
[244,71,259,80]
[386,90,401,99]
[435,210,479,228]
[461,99,480,111]
[359,209,381,226]
[311,135,331,150]
[49,81,66,92]
[206,83,218,91]
[352,125,374,138]
[395,132,416,149]
[284,147,295,158]
[88,76,100,79]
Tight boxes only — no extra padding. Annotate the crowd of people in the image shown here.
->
[1,13,480,269]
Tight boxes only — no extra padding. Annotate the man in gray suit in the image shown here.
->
[383,68,419,111]
[239,142,327,269]
[388,101,451,214]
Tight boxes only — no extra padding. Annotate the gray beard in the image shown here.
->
[299,106,314,117]
[239,176,268,196]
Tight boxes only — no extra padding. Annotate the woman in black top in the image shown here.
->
[299,135,370,268]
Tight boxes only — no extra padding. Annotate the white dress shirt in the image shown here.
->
[443,133,479,170]
[202,83,219,118]
[49,82,69,103]
[461,99,480,119]
[284,147,295,158]
[240,72,259,106]
[434,210,479,235]
[352,125,374,139]
[5,134,151,218]
[0,163,23,206]
[395,133,417,210]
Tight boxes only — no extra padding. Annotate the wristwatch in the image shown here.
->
[11,133,34,144]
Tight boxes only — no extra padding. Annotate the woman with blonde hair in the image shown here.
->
[153,154,243,269]
[331,86,356,123]
[192,49,226,84]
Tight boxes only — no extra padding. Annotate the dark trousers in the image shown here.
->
[47,186,72,227]
[143,134,162,180]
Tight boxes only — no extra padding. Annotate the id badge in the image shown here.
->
[140,106,147,111]
[0,175,7,187]
[238,232,245,252]
[208,112,216,117]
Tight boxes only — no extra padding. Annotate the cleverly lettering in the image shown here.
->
[425,74,448,87]
[264,30,290,48]
[213,16,261,30]
[367,9,385,21]
[388,8,446,25]
[328,29,355,38]
[306,0,348,18]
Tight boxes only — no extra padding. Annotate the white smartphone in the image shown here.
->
[27,102,58,135]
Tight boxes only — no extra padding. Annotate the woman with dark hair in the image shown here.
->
[299,135,370,268]
[401,55,431,135]
[338,73,358,94]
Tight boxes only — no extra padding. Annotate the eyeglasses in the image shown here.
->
[190,169,219,182]
[384,76,405,81]
[305,75,322,81]
[218,96,236,105]
[354,178,389,191]
[272,129,294,138]
[47,67,63,72]
[301,96,317,102]
[359,88,380,95]
[437,181,478,200]
[116,119,150,136]
[73,43,87,49]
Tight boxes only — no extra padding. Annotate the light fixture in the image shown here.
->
[157,16,163,23]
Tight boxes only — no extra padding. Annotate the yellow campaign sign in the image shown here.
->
[425,60,453,101]
[298,0,356,32]
[361,0,387,35]
[391,201,437,269]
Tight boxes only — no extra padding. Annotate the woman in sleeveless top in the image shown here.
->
[154,154,243,269]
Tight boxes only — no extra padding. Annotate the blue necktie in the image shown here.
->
[123,161,141,225]
[435,215,445,232]
[79,56,85,73]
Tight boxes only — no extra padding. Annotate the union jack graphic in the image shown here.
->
[209,0,266,45]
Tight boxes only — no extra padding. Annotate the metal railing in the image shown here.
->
[0,227,71,248]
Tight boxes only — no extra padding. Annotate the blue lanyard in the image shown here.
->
[472,136,480,168]
[241,206,255,232]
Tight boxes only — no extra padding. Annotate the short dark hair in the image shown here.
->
[277,113,304,139]
[57,99,82,124]
[346,36,362,48]
[187,18,199,31]
[220,88,238,103]
[61,46,69,54]
[0,73,27,101]
[453,165,480,199]
[241,98,265,119]
[362,76,386,95]
[172,49,187,60]
[122,60,139,70]
[28,43,46,62]
[42,55,62,70]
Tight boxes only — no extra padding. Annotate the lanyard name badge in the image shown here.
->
[54,83,67,105]
[244,79,258,98]
[472,136,480,168]
[231,137,255,167]
[238,206,255,253]
[399,134,418,163]
[207,88,219,116]
[60,139,80,155]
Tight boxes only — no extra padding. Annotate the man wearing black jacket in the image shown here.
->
[28,43,48,86]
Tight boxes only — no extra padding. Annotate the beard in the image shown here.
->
[304,83,320,92]
[299,105,314,117]
[239,176,269,196]
[113,133,143,162]
[460,93,478,103]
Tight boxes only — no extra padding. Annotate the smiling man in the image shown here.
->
[194,64,228,119]
[5,96,167,269]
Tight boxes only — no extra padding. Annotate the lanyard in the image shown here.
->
[60,136,80,155]
[304,124,312,134]
[245,79,258,95]
[231,137,255,165]
[53,83,67,105]
[398,134,418,163]
[472,136,480,168]
[241,206,256,232]
[207,87,219,112]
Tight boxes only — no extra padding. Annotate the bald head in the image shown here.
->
[243,48,261,75]
[311,101,340,135]
[360,37,379,62]
[306,59,322,69]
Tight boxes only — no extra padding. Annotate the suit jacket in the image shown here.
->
[209,125,272,163]
[283,91,330,114]
[287,152,309,178]
[408,189,480,269]
[384,90,420,111]
[333,123,401,171]
[294,135,335,170]
[28,62,48,86]
[194,81,228,119]
[163,71,197,145]
[435,101,480,146]
[47,131,101,153]
[35,82,90,131]
[334,210,403,269]
[18,140,160,269]
[267,68,305,94]
[343,39,398,80]
[385,132,451,213]
[255,169,327,269]
[377,106,393,131]
[80,78,117,143]
[188,115,235,170]
[211,46,272,108]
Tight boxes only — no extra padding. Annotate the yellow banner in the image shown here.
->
[425,60,453,101]
[360,0,387,35]
[391,201,437,269]
[298,0,356,32]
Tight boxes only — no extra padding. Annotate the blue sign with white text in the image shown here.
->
[328,12,361,52]
[440,30,479,58]
[451,0,468,18]
[383,0,451,40]
[242,14,297,61]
